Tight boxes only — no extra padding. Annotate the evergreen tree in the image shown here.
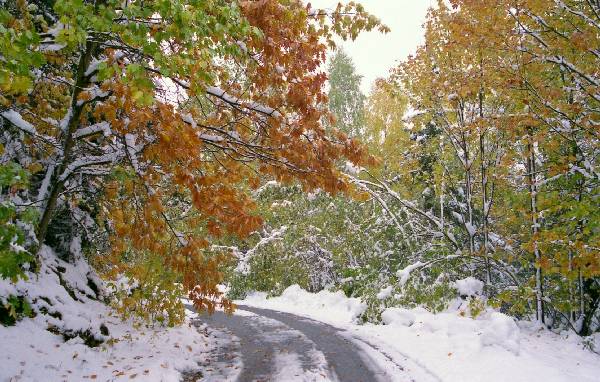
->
[327,49,366,137]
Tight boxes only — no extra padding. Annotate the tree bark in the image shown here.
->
[36,41,97,251]
[526,127,544,324]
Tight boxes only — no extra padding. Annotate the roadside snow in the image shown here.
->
[381,307,416,327]
[238,284,600,382]
[1,314,236,381]
[0,247,240,382]
[243,284,366,324]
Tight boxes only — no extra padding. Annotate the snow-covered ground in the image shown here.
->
[0,312,240,382]
[238,284,600,382]
[0,247,241,382]
[4,246,598,382]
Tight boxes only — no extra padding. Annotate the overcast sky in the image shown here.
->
[311,0,433,93]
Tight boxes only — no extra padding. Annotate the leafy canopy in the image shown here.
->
[0,0,386,315]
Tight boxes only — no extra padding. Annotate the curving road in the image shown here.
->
[189,305,417,382]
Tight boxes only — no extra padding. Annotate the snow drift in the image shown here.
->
[0,246,238,381]
[242,284,366,324]
[238,284,600,382]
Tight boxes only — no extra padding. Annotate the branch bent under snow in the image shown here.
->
[1,109,60,149]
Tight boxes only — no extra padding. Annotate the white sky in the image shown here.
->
[311,0,433,93]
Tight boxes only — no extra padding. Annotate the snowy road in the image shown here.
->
[190,305,414,382]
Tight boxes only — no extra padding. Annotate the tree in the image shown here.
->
[364,78,409,175]
[508,0,600,332]
[0,0,387,320]
[215,2,598,333]
[354,0,599,332]
[327,49,365,137]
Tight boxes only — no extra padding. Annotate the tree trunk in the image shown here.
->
[478,87,492,286]
[36,42,97,251]
[462,131,475,258]
[526,127,544,324]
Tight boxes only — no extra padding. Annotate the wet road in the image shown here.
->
[190,305,413,382]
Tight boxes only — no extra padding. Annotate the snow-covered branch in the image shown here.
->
[59,152,120,182]
[1,110,60,148]
[73,121,112,139]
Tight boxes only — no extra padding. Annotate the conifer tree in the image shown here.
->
[327,49,366,137]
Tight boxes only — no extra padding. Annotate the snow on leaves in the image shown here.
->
[0,0,384,315]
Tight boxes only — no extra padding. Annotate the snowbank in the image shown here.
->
[239,285,600,382]
[0,315,236,381]
[381,306,418,326]
[0,247,239,381]
[453,277,484,296]
[242,284,366,324]
[0,246,110,343]
[381,306,520,354]
[586,332,600,354]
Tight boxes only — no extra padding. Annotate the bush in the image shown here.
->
[0,162,37,326]
[0,162,36,282]
[0,295,34,326]
[356,271,457,323]
[226,249,311,299]
[108,253,185,327]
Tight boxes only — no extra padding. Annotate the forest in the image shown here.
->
[1,0,599,381]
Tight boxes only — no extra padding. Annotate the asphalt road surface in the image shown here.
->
[190,305,416,382]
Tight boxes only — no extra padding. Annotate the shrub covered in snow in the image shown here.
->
[357,262,459,323]
[105,252,185,327]
[0,162,36,287]
[1,246,108,345]
[453,277,484,297]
